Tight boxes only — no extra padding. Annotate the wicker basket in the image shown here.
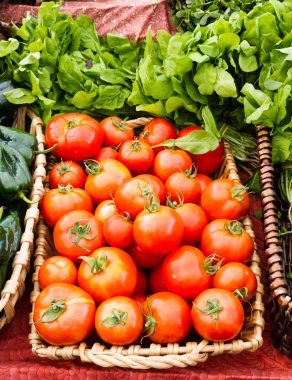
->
[0,106,46,329]
[28,124,265,369]
[257,126,292,358]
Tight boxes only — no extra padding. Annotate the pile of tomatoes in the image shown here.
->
[33,113,257,348]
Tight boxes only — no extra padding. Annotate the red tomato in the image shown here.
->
[103,213,134,249]
[94,200,117,227]
[127,244,164,269]
[78,247,137,303]
[196,174,212,193]
[153,149,192,183]
[95,296,144,346]
[162,246,212,301]
[45,113,103,161]
[165,168,201,204]
[149,263,167,293]
[53,210,105,263]
[201,179,250,221]
[132,294,147,308]
[117,140,154,175]
[191,288,244,341]
[49,160,87,189]
[212,262,257,302]
[84,159,131,204]
[200,219,254,264]
[135,174,167,205]
[100,116,134,147]
[143,292,191,343]
[133,203,184,255]
[94,147,118,162]
[132,269,148,295]
[38,256,78,289]
[33,283,96,345]
[139,118,177,154]
[40,186,93,228]
[177,126,224,175]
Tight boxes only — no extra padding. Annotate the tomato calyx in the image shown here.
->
[140,130,150,139]
[68,221,97,252]
[137,181,154,199]
[144,196,160,213]
[35,299,66,324]
[57,160,73,176]
[203,254,224,276]
[120,211,132,223]
[195,298,223,327]
[79,253,108,273]
[58,183,74,194]
[140,298,157,342]
[130,140,143,152]
[183,164,197,179]
[224,220,243,235]
[231,185,249,203]
[112,117,131,131]
[101,308,128,327]
[166,194,184,209]
[66,119,78,132]
[233,287,249,300]
[84,159,102,175]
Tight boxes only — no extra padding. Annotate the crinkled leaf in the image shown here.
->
[73,91,98,109]
[165,97,198,114]
[4,88,37,104]
[76,15,100,53]
[194,63,217,95]
[58,54,85,95]
[94,85,130,110]
[239,53,258,72]
[136,101,166,116]
[151,75,174,100]
[214,67,237,98]
[272,135,291,163]
[0,39,19,58]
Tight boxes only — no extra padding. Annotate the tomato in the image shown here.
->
[132,294,147,308]
[132,269,148,295]
[139,118,177,154]
[133,203,184,255]
[212,262,257,302]
[149,263,167,293]
[40,186,94,228]
[100,116,134,147]
[201,179,250,221]
[135,174,167,205]
[84,159,131,204]
[191,288,244,341]
[153,149,192,183]
[177,126,224,175]
[38,256,78,289]
[45,113,103,161]
[94,200,117,226]
[114,177,157,220]
[78,247,137,303]
[49,160,87,189]
[53,210,105,263]
[94,147,118,162]
[95,296,143,346]
[127,244,164,269]
[200,219,254,264]
[196,174,212,193]
[142,292,191,343]
[162,246,212,301]
[117,140,154,175]
[168,203,208,246]
[103,213,134,249]
[33,283,96,346]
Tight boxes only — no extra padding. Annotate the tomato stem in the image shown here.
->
[68,221,97,251]
[79,253,108,273]
[203,254,224,275]
[35,299,66,324]
[57,160,73,176]
[195,298,223,327]
[34,143,58,155]
[140,298,157,343]
[112,117,131,131]
[58,183,74,194]
[144,195,160,213]
[166,193,184,208]
[101,308,128,327]
[231,185,249,202]
[84,159,102,175]
[137,181,154,199]
[233,287,249,300]
[183,164,197,179]
[224,220,243,235]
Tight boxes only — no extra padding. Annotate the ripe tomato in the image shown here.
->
[196,174,212,193]
[177,126,224,175]
[135,174,167,205]
[142,292,191,344]
[40,186,93,228]
[78,247,137,303]
[132,294,147,308]
[38,256,78,289]
[84,159,131,204]
[200,219,254,264]
[191,288,244,341]
[133,202,184,255]
[127,244,164,269]
[95,296,144,346]
[117,140,154,175]
[153,149,192,183]
[33,283,96,346]
[53,210,105,263]
[162,246,212,301]
[201,179,250,221]
[100,116,134,147]
[94,200,117,226]
[149,263,167,293]
[103,213,134,249]
[49,160,87,189]
[94,147,118,162]
[45,113,103,161]
[213,262,257,302]
[132,269,148,295]
[139,118,177,154]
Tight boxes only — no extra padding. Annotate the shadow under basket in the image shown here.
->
[29,124,265,369]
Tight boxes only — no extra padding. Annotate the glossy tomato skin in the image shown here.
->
[196,174,212,193]
[103,213,134,249]
[49,160,87,189]
[133,205,184,255]
[33,283,96,346]
[200,179,250,221]
[177,126,224,175]
[94,200,117,227]
[53,210,105,263]
[117,140,154,175]
[94,147,118,162]
[191,288,244,341]
[153,149,192,183]
[127,244,164,269]
[40,188,94,228]
[135,174,167,205]
[149,263,167,293]
[200,219,254,264]
[143,292,191,344]
[162,246,212,301]
[78,247,137,304]
[95,296,144,346]
[132,269,148,295]
[38,256,78,289]
[213,262,257,302]
[100,116,134,148]
[139,118,177,154]
[165,171,201,204]
[45,113,103,161]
